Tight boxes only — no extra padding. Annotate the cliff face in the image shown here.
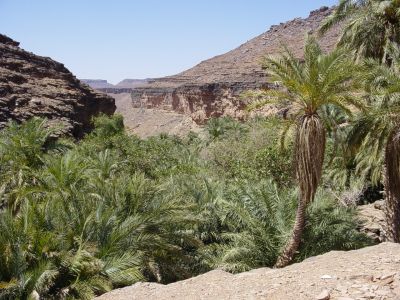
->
[115,79,149,88]
[80,79,115,89]
[0,34,116,138]
[125,6,339,124]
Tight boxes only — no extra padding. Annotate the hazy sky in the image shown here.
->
[1,0,337,84]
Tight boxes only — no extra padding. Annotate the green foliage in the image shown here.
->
[200,181,371,273]
[0,115,373,299]
[320,0,400,63]
[205,117,293,186]
[92,114,125,138]
[206,117,247,140]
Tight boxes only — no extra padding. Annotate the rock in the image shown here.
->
[81,79,115,89]
[316,289,330,300]
[380,272,397,280]
[0,33,115,138]
[347,275,374,281]
[95,7,340,127]
[380,277,394,285]
[357,200,387,242]
[363,292,375,299]
[375,289,391,296]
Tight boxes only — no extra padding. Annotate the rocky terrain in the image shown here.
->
[112,92,200,137]
[115,79,148,88]
[358,200,387,243]
[83,6,340,136]
[81,79,149,90]
[121,6,340,125]
[81,79,115,89]
[96,242,400,300]
[0,34,115,138]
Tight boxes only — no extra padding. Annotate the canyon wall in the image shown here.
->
[113,6,339,124]
[0,34,116,138]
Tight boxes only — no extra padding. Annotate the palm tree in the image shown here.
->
[320,0,400,63]
[348,48,400,242]
[320,0,400,241]
[200,180,371,273]
[248,37,363,267]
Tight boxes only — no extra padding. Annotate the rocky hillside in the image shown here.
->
[111,92,200,137]
[123,6,339,124]
[81,79,115,89]
[96,243,400,300]
[115,79,148,88]
[0,34,116,138]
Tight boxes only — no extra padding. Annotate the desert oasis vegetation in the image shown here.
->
[1,0,400,299]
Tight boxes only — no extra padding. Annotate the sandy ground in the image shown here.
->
[96,243,400,300]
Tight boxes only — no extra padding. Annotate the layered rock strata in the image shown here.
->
[127,6,339,124]
[0,34,116,137]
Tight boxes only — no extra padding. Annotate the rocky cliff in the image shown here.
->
[115,79,149,88]
[80,79,115,89]
[125,6,339,124]
[0,34,116,137]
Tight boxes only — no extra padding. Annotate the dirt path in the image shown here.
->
[96,243,400,300]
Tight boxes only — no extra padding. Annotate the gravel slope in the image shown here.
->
[96,243,400,300]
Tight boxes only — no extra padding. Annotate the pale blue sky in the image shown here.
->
[0,0,337,84]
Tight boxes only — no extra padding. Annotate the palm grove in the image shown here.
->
[0,0,399,299]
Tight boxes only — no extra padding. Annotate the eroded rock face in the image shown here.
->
[124,6,339,124]
[0,34,116,138]
[80,79,115,89]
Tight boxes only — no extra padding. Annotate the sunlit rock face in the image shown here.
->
[124,6,339,124]
[0,34,116,138]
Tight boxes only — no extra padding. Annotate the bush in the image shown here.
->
[0,115,373,298]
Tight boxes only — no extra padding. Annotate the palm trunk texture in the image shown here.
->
[384,129,400,242]
[275,114,325,268]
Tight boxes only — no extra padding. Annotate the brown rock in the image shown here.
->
[316,289,330,300]
[357,200,387,242]
[0,34,115,138]
[117,7,341,125]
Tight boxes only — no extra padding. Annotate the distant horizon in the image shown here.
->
[0,0,337,84]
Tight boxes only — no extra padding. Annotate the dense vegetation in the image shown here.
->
[3,0,400,298]
[0,115,371,299]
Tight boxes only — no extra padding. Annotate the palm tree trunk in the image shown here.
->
[274,114,325,268]
[384,129,400,242]
[345,167,352,189]
[274,195,307,268]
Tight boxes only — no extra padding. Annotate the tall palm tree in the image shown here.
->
[321,0,400,242]
[320,0,400,63]
[248,37,363,267]
[348,48,400,242]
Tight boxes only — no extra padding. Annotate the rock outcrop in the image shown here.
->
[115,79,148,88]
[96,243,400,300]
[111,92,200,137]
[125,6,339,124]
[358,200,387,243]
[80,79,115,89]
[0,34,116,138]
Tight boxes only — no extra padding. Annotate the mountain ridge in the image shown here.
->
[103,6,340,125]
